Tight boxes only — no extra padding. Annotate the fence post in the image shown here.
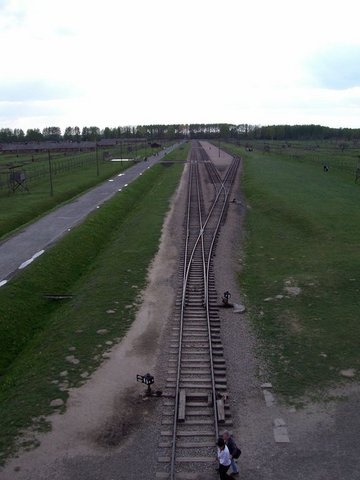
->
[96,143,99,176]
[48,150,54,196]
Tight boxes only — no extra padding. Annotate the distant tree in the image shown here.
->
[136,125,147,138]
[14,128,25,141]
[26,128,43,142]
[103,127,112,139]
[219,123,231,138]
[42,126,61,141]
[81,127,90,140]
[63,126,74,140]
[74,126,81,141]
[0,128,15,142]
[65,126,82,141]
[165,125,176,139]
[82,126,100,140]
[89,126,100,140]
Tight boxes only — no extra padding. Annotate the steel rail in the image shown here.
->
[170,156,205,480]
[202,156,240,445]
[170,148,208,480]
[169,144,239,480]
[170,159,197,478]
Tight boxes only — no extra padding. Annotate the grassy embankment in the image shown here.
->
[0,142,189,464]
[224,142,360,401]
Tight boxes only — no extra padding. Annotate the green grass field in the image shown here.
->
[224,142,360,401]
[228,138,360,179]
[0,142,189,464]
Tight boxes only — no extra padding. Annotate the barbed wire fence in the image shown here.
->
[0,141,149,195]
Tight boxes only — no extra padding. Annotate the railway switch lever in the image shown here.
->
[222,291,233,308]
[137,373,154,396]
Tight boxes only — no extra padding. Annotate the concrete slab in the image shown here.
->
[263,389,275,407]
[273,425,290,443]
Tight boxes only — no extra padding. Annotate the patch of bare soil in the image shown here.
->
[94,387,157,448]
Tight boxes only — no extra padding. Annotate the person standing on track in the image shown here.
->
[223,430,240,475]
[216,437,232,479]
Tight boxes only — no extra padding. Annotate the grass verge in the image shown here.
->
[224,143,360,401]
[0,143,189,464]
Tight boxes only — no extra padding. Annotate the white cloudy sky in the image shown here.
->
[1,0,360,130]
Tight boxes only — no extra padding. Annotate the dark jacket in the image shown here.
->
[226,436,236,456]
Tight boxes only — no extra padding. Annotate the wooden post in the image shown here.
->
[48,150,53,197]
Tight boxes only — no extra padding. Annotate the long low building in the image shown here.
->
[0,141,96,154]
[0,138,148,155]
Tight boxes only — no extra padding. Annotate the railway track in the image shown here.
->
[156,142,240,480]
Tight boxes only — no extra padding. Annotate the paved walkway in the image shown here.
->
[0,143,183,286]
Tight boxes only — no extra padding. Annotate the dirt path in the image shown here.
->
[2,142,360,480]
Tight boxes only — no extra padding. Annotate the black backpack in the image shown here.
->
[233,446,242,459]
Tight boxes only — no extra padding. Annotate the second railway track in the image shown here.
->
[156,142,240,480]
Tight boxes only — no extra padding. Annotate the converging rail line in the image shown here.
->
[156,142,240,479]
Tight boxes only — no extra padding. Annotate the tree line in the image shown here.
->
[1,123,360,143]
[0,125,188,143]
[188,124,360,141]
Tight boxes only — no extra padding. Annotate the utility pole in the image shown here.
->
[95,141,99,176]
[218,125,221,157]
[48,150,53,196]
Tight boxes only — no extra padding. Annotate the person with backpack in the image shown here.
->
[216,437,232,479]
[223,430,241,476]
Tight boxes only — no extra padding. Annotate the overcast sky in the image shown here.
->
[1,0,360,131]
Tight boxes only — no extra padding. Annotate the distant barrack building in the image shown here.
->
[0,138,146,155]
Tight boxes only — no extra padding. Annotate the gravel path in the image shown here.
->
[1,142,360,480]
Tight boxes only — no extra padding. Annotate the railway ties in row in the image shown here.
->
[156,142,240,480]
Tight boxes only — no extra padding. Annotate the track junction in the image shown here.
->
[156,142,240,479]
